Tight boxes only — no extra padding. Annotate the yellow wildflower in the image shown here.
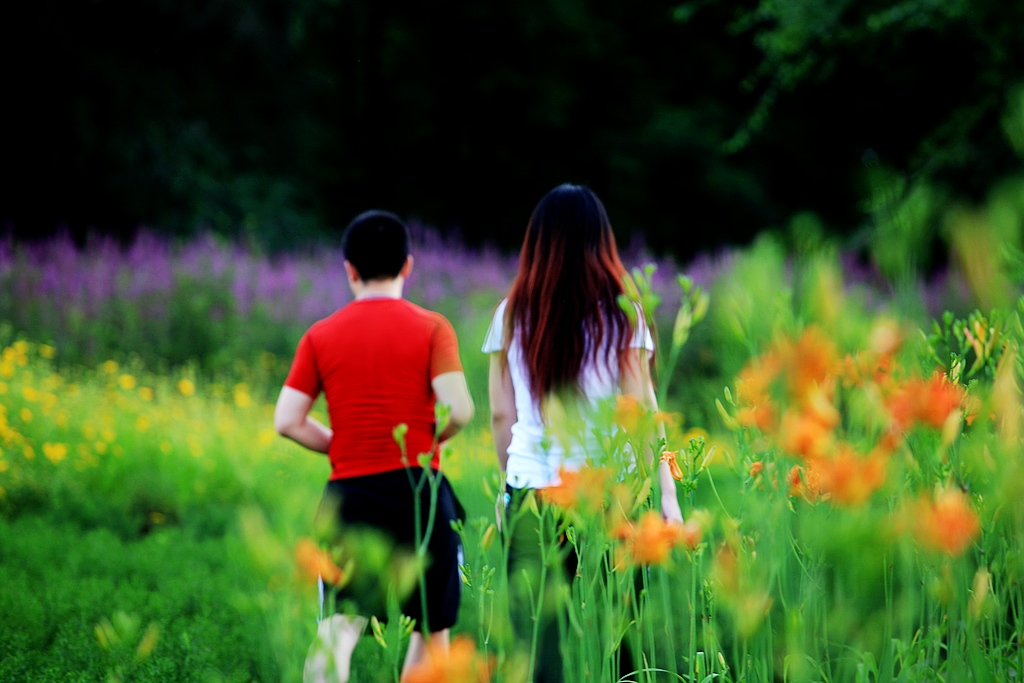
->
[257,428,276,446]
[118,374,137,391]
[234,385,253,408]
[19,408,32,423]
[135,415,151,432]
[39,344,56,359]
[23,445,35,460]
[21,386,38,402]
[138,387,154,401]
[101,360,119,374]
[0,460,9,473]
[178,379,196,397]
[43,442,68,465]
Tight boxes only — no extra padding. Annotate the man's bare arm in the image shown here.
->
[274,386,333,454]
[432,371,475,442]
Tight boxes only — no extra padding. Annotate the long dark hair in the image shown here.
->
[504,184,633,403]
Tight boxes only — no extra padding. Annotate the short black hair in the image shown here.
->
[341,210,411,281]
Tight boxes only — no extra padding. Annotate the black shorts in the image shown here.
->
[314,467,463,632]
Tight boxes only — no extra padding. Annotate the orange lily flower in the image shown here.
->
[404,635,492,683]
[886,373,964,430]
[614,395,645,433]
[735,351,782,406]
[918,373,965,428]
[785,327,839,401]
[295,537,345,585]
[614,511,685,565]
[815,444,887,506]
[913,488,980,556]
[539,467,612,514]
[778,408,835,460]
[737,403,778,433]
[677,517,704,551]
[787,464,823,502]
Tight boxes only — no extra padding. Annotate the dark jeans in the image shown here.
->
[504,485,642,683]
[315,467,464,632]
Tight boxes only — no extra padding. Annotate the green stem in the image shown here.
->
[690,552,698,683]
[658,568,678,679]
[529,510,550,678]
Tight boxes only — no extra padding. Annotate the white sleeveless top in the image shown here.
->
[481,299,654,488]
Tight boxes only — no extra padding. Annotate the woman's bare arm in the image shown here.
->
[488,353,516,473]
[620,347,684,523]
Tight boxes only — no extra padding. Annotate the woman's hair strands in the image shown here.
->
[504,184,635,405]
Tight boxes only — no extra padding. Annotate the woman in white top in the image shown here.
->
[483,183,683,682]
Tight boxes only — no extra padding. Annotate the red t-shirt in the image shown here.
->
[284,298,463,479]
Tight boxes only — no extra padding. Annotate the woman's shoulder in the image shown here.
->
[481,298,509,353]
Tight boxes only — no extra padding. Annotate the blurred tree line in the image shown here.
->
[2,0,1023,258]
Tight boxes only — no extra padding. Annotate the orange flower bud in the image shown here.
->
[660,451,685,482]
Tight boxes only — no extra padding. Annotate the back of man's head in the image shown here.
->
[342,210,411,281]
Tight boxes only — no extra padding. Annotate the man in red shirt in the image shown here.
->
[274,210,474,682]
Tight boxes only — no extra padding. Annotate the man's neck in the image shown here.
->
[352,277,404,300]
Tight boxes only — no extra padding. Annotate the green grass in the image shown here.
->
[0,515,276,682]
[0,433,504,683]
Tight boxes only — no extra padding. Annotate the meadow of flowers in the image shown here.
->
[1,211,1023,682]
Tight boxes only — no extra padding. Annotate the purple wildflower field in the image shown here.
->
[0,225,972,384]
[0,227,735,368]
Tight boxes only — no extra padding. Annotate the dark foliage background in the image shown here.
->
[2,0,1023,258]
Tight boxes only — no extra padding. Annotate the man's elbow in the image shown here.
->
[451,398,475,429]
[274,412,298,437]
